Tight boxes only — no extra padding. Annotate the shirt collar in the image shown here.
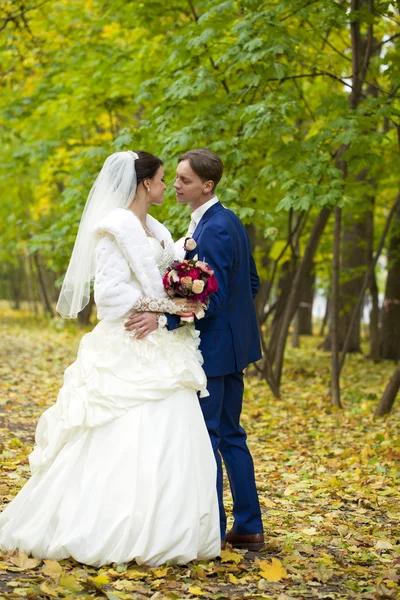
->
[191,196,219,225]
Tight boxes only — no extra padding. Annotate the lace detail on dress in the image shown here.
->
[133,296,183,314]
[128,239,183,315]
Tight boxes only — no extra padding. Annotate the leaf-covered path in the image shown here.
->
[1,311,399,600]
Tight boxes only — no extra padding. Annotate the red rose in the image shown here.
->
[187,268,202,279]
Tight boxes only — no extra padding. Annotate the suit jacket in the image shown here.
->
[168,202,262,377]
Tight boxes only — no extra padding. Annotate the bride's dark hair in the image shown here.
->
[135,151,163,185]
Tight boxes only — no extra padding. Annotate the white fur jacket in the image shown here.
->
[94,208,176,321]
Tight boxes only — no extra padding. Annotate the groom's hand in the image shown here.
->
[125,312,157,339]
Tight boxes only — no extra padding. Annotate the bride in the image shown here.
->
[0,150,220,567]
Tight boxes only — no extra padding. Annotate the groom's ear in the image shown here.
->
[203,180,214,193]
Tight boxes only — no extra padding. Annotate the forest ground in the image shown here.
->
[0,309,399,600]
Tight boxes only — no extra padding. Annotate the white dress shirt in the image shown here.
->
[189,196,219,235]
[175,196,220,260]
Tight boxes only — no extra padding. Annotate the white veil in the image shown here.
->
[56,150,139,318]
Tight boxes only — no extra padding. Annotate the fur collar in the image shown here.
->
[95,208,174,298]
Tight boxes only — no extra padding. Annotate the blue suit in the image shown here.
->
[168,201,263,538]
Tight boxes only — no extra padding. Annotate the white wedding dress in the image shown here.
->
[0,235,220,567]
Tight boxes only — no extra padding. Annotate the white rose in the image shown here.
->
[185,237,197,251]
[192,279,205,294]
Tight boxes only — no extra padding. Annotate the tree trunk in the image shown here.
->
[337,194,400,375]
[369,268,380,362]
[365,187,381,361]
[269,260,295,358]
[254,238,273,325]
[34,252,55,317]
[381,197,400,360]
[9,260,25,310]
[331,207,342,407]
[337,206,368,352]
[325,0,376,353]
[291,312,300,348]
[24,251,37,314]
[332,198,397,382]
[27,252,39,315]
[375,366,400,417]
[319,294,330,337]
[271,207,331,391]
[297,266,315,335]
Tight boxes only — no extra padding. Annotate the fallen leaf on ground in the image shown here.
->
[220,549,243,564]
[259,558,287,581]
[8,552,39,570]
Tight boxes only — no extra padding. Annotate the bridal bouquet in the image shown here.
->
[163,257,218,324]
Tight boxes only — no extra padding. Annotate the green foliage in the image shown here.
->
[0,0,399,290]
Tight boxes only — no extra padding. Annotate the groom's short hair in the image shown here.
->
[178,149,223,191]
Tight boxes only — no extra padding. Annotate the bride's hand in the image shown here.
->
[172,298,199,316]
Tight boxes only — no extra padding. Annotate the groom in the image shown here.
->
[171,149,264,549]
[126,149,264,548]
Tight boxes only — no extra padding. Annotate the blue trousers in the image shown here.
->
[200,372,263,539]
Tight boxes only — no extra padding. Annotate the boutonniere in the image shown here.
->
[184,236,197,252]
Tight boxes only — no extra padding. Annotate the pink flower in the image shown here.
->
[197,260,214,275]
[206,275,219,294]
[180,276,193,289]
[192,279,205,294]
[187,268,202,279]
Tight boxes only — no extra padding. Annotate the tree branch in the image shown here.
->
[280,0,320,22]
[293,78,316,122]
[304,20,352,62]
[0,0,50,32]
[186,0,230,94]
[377,32,400,48]
[359,0,374,90]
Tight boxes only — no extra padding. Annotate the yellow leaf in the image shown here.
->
[126,568,148,580]
[113,580,137,591]
[361,446,370,461]
[228,574,239,584]
[301,527,318,535]
[318,552,334,566]
[153,566,169,578]
[261,497,276,508]
[42,559,63,578]
[39,582,59,597]
[220,549,242,564]
[188,586,206,595]
[259,558,287,582]
[59,573,83,591]
[91,574,110,586]
[9,552,39,569]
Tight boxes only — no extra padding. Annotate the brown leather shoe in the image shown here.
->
[225,530,264,551]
